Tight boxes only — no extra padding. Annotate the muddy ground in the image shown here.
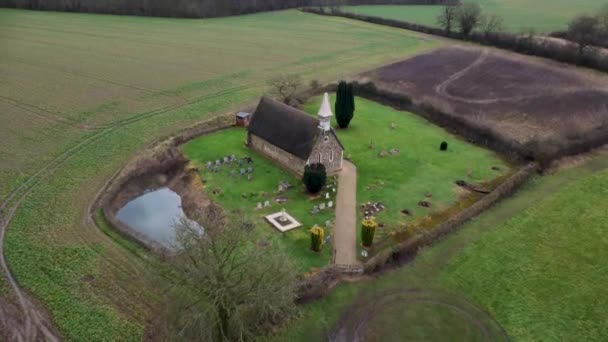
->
[363,47,608,146]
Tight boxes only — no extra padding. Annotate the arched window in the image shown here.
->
[329,150,334,162]
[319,153,322,163]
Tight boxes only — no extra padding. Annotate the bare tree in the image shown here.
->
[456,2,483,37]
[164,209,297,341]
[481,13,504,36]
[436,5,458,35]
[568,15,600,55]
[267,74,304,105]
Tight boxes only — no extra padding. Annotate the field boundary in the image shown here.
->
[302,8,608,74]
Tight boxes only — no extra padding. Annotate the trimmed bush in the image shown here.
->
[302,163,327,194]
[335,81,355,128]
[440,141,448,151]
[361,217,378,247]
[310,225,325,252]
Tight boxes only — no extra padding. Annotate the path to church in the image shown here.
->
[333,160,359,266]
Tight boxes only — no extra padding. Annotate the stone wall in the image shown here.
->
[249,134,307,176]
[308,132,343,175]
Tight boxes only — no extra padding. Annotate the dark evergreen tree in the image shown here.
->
[302,163,327,194]
[335,81,354,128]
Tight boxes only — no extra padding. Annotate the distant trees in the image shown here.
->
[267,74,304,106]
[436,5,458,34]
[165,209,297,341]
[456,2,483,37]
[568,15,601,55]
[303,163,327,194]
[335,81,355,129]
[481,13,503,36]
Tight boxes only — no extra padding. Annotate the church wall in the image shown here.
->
[249,134,307,176]
[309,133,343,176]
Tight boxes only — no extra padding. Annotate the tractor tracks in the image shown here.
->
[0,78,266,339]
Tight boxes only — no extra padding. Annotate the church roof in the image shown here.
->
[248,97,321,160]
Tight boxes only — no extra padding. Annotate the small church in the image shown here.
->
[247,93,344,176]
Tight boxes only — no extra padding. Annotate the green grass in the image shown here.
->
[0,9,437,339]
[303,95,508,241]
[182,128,335,271]
[269,152,608,341]
[343,0,605,33]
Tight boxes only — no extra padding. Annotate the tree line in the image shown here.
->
[0,0,457,18]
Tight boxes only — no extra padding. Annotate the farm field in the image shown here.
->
[0,9,437,340]
[363,46,608,148]
[270,149,608,341]
[342,0,605,33]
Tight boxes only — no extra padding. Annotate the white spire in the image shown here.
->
[318,92,333,118]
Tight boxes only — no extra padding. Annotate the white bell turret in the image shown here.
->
[318,92,333,132]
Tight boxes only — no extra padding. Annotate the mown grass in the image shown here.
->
[342,0,605,33]
[182,128,336,271]
[303,95,508,242]
[269,152,608,341]
[0,9,437,339]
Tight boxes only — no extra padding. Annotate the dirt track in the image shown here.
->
[365,47,608,144]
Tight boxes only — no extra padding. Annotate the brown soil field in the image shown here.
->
[363,47,608,148]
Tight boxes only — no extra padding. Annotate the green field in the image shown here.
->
[343,0,605,33]
[0,8,437,339]
[182,96,506,270]
[270,151,608,341]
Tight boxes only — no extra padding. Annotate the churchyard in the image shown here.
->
[182,94,509,270]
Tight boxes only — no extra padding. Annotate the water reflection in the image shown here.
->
[116,187,202,249]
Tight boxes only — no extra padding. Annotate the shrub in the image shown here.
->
[310,225,325,252]
[361,217,378,247]
[440,141,448,151]
[302,163,327,194]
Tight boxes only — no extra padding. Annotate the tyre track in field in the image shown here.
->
[0,77,267,339]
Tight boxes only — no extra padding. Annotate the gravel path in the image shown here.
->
[333,160,359,266]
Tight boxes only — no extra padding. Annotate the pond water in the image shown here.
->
[116,187,202,249]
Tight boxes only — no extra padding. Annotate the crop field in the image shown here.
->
[363,47,608,146]
[0,8,437,339]
[342,0,605,33]
[270,150,608,341]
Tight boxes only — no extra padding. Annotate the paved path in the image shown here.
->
[333,160,359,266]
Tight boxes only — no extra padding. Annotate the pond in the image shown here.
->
[116,187,202,249]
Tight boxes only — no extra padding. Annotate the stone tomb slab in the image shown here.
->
[264,211,302,232]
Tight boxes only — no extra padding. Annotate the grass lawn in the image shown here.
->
[182,128,336,272]
[269,151,608,341]
[342,0,605,33]
[0,9,437,339]
[303,95,508,243]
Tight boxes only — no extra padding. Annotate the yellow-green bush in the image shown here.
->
[310,225,325,252]
[362,218,378,247]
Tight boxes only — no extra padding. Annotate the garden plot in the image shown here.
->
[364,47,608,145]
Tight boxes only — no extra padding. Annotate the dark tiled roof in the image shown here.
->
[248,97,320,160]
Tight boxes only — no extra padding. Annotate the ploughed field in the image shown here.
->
[0,9,435,340]
[364,47,608,147]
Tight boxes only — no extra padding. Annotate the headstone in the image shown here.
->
[247,174,252,181]
[325,192,330,199]
[213,165,220,173]
[361,250,368,258]
[215,159,221,166]
[240,168,246,175]
[311,205,319,214]
[263,200,270,208]
[319,202,326,210]
[230,154,236,162]
[230,170,237,177]
[247,166,253,174]
[324,235,331,244]
[256,202,262,210]
[206,161,213,169]
[332,187,336,193]
[223,157,229,163]
[325,220,331,228]
[328,201,333,208]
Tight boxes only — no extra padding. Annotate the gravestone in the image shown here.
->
[311,205,319,214]
[215,160,221,166]
[319,203,326,210]
[263,200,270,208]
[325,192,330,199]
[247,166,253,174]
[240,168,246,175]
[328,201,333,208]
[213,165,220,173]
[247,174,252,181]
[206,161,213,169]
[325,220,331,228]
[230,170,237,177]
[256,202,263,210]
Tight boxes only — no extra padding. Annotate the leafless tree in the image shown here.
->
[456,2,483,36]
[436,5,458,34]
[267,74,304,105]
[597,3,608,33]
[163,209,297,341]
[481,13,504,36]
